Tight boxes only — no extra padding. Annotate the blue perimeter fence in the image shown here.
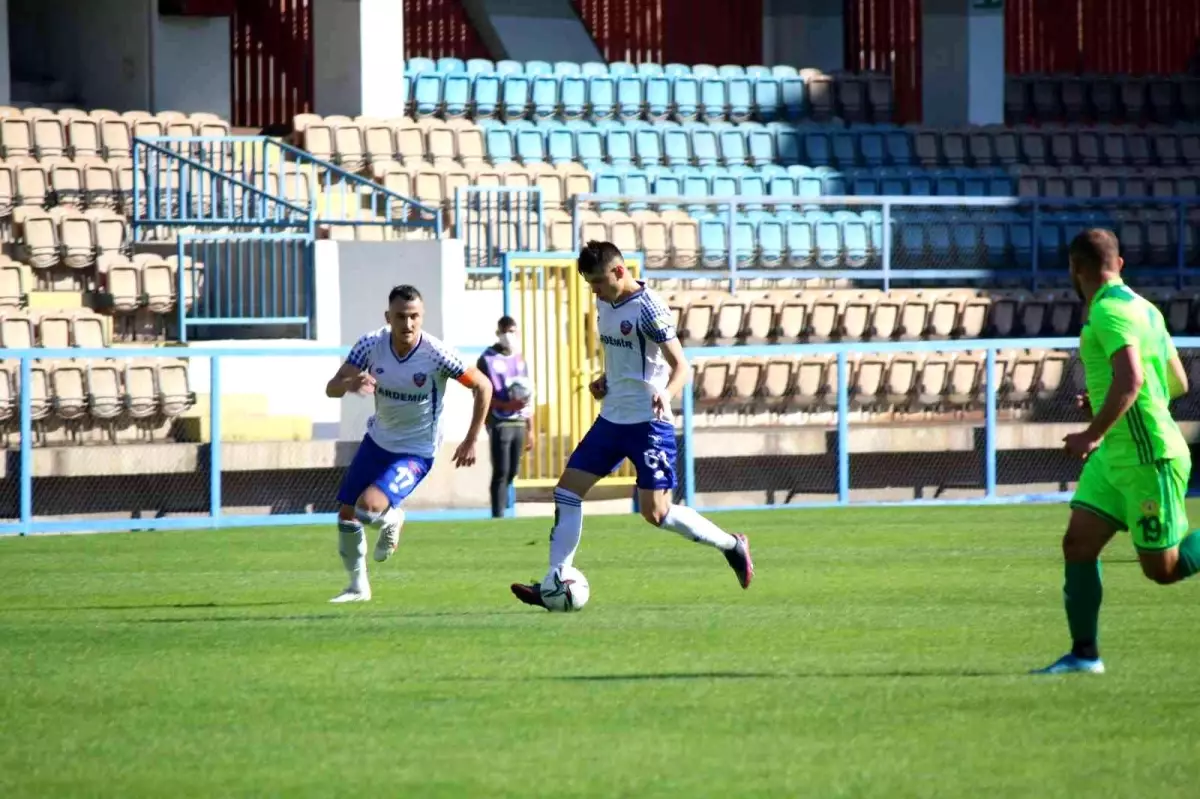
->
[1,339,1197,535]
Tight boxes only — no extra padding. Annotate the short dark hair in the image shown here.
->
[497,315,517,330]
[577,240,623,275]
[1068,229,1120,274]
[388,284,423,304]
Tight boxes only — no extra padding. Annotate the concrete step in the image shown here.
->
[173,412,312,443]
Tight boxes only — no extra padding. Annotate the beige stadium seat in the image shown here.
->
[1005,350,1043,405]
[1,312,35,348]
[581,219,609,245]
[49,163,84,208]
[670,219,699,268]
[897,291,932,340]
[395,125,426,167]
[562,169,592,199]
[761,358,793,408]
[1038,350,1068,401]
[1047,292,1079,336]
[123,360,159,421]
[0,363,14,426]
[946,352,982,407]
[958,293,991,338]
[86,360,124,425]
[637,216,668,269]
[712,298,746,346]
[731,359,764,404]
[850,356,887,409]
[456,127,485,169]
[413,169,445,209]
[89,108,119,121]
[59,214,96,271]
[427,125,456,167]
[776,295,809,342]
[743,298,776,344]
[840,291,877,340]
[39,313,72,348]
[0,163,14,217]
[533,171,565,211]
[363,124,396,176]
[20,212,58,270]
[610,218,639,255]
[33,117,66,160]
[72,311,106,348]
[884,355,920,407]
[695,359,731,408]
[679,298,715,346]
[83,162,120,211]
[928,293,962,339]
[332,124,366,172]
[100,119,132,159]
[90,212,127,259]
[141,258,174,314]
[792,355,831,410]
[808,292,843,342]
[664,295,686,335]
[132,119,166,141]
[547,217,574,251]
[16,164,48,207]
[1,118,32,159]
[105,260,141,313]
[50,361,87,422]
[0,263,25,307]
[303,124,334,162]
[1159,290,1193,335]
[156,110,188,124]
[915,354,951,409]
[292,113,322,133]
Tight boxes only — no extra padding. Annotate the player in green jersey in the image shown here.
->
[1035,229,1196,675]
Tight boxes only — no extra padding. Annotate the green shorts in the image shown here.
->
[1070,454,1192,551]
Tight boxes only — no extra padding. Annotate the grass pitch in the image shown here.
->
[2,503,1199,798]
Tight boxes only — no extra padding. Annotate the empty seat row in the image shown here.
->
[1014,167,1200,200]
[1007,74,1200,124]
[688,349,1074,413]
[99,254,203,316]
[0,308,110,349]
[14,207,128,271]
[910,126,1200,170]
[0,116,229,163]
[406,59,826,80]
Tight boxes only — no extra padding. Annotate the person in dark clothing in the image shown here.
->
[476,316,534,517]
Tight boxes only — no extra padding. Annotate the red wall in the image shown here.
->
[843,0,922,123]
[1007,0,1200,75]
[231,0,313,128]
[574,0,762,66]
[404,0,490,61]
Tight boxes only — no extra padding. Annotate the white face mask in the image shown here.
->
[498,332,519,352]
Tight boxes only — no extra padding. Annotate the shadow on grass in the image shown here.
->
[544,669,1011,682]
[1,601,293,613]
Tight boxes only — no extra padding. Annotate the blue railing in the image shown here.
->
[572,193,1199,291]
[679,336,1200,511]
[456,187,545,274]
[0,346,492,536]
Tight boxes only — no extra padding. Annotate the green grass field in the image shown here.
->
[2,503,1199,798]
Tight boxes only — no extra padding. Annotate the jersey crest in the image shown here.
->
[620,319,633,335]
[413,372,427,388]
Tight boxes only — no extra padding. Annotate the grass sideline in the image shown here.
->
[2,503,1199,798]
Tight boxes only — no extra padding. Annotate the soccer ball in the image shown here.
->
[539,566,590,612]
[506,375,534,403]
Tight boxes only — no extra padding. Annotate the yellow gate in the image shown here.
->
[505,253,641,489]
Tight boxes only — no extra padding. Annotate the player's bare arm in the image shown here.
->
[1063,345,1142,459]
[325,362,375,398]
[653,337,689,419]
[452,366,493,468]
[1167,352,1188,399]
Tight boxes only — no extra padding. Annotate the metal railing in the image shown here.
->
[572,193,1200,291]
[678,337,1200,511]
[455,187,544,273]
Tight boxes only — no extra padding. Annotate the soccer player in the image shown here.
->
[325,285,492,603]
[1035,229,1196,674]
[510,241,753,608]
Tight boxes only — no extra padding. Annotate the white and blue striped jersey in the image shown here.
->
[345,328,467,458]
[596,282,677,425]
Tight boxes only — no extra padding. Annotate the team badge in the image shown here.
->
[1141,499,1160,517]
[413,372,427,387]
[620,320,633,335]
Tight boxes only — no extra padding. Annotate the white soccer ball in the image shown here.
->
[506,375,534,403]
[540,566,590,612]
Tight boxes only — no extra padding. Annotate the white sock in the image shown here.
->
[355,506,385,527]
[548,487,583,571]
[660,505,737,551]
[337,519,368,591]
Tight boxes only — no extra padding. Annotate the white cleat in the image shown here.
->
[373,507,405,562]
[1031,653,1105,675]
[329,586,372,603]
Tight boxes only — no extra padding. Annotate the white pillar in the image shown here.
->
[360,0,405,118]
[923,0,1004,127]
[312,0,405,118]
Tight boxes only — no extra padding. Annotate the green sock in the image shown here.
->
[1176,531,1200,580]
[1064,560,1102,658]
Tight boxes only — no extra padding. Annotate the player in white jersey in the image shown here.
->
[511,241,753,608]
[325,285,492,603]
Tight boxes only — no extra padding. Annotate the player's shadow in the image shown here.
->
[3,601,292,613]
[542,668,1010,682]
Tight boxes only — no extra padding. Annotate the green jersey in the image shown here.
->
[1079,279,1189,467]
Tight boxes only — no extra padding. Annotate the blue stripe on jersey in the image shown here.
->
[390,333,423,366]
[429,379,440,451]
[636,327,647,379]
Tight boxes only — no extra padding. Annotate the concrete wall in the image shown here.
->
[762,0,843,71]
[152,15,231,119]
[463,0,600,62]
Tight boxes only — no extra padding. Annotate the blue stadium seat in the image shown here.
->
[843,216,869,268]
[1039,222,1065,267]
[646,77,671,120]
[617,77,643,121]
[663,128,691,167]
[576,128,605,171]
[815,167,845,196]
[952,222,982,265]
[547,127,574,165]
[733,220,755,268]
[775,128,801,165]
[803,131,832,166]
[637,62,664,77]
[928,223,952,265]
[592,118,624,132]
[593,172,624,210]
[739,174,766,210]
[988,176,1015,196]
[561,76,586,120]
[908,173,933,196]
[719,129,747,167]
[443,74,471,118]
[757,218,784,267]
[935,174,962,196]
[407,57,435,74]
[712,174,738,199]
[851,176,879,195]
[673,76,700,122]
[769,176,797,212]
[786,220,815,267]
[700,219,728,268]
[814,219,842,268]
[515,129,546,164]
[982,223,1009,268]
[524,60,553,76]
[473,74,500,118]
[772,65,799,79]
[530,75,559,121]
[625,171,651,210]
[692,129,720,167]
[582,62,608,77]
[502,75,531,119]
[782,77,807,120]
[880,176,907,195]
[886,131,913,166]
[496,60,524,75]
[745,65,771,78]
[634,128,663,166]
[831,132,859,167]
[467,59,495,76]
[609,61,636,77]
[413,73,442,117]
[653,173,682,209]
[860,132,885,167]
[692,63,718,78]
[745,127,774,165]
[753,77,782,122]
[554,61,581,76]
[700,78,727,123]
[606,129,634,169]
[727,77,752,123]
[684,174,712,213]
[589,75,616,120]
[485,129,515,164]
[437,57,465,74]
[719,64,746,78]
[962,172,987,197]
[860,210,883,255]
[1010,222,1033,269]
[563,118,594,130]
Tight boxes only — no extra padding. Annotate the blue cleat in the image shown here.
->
[1031,653,1106,675]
